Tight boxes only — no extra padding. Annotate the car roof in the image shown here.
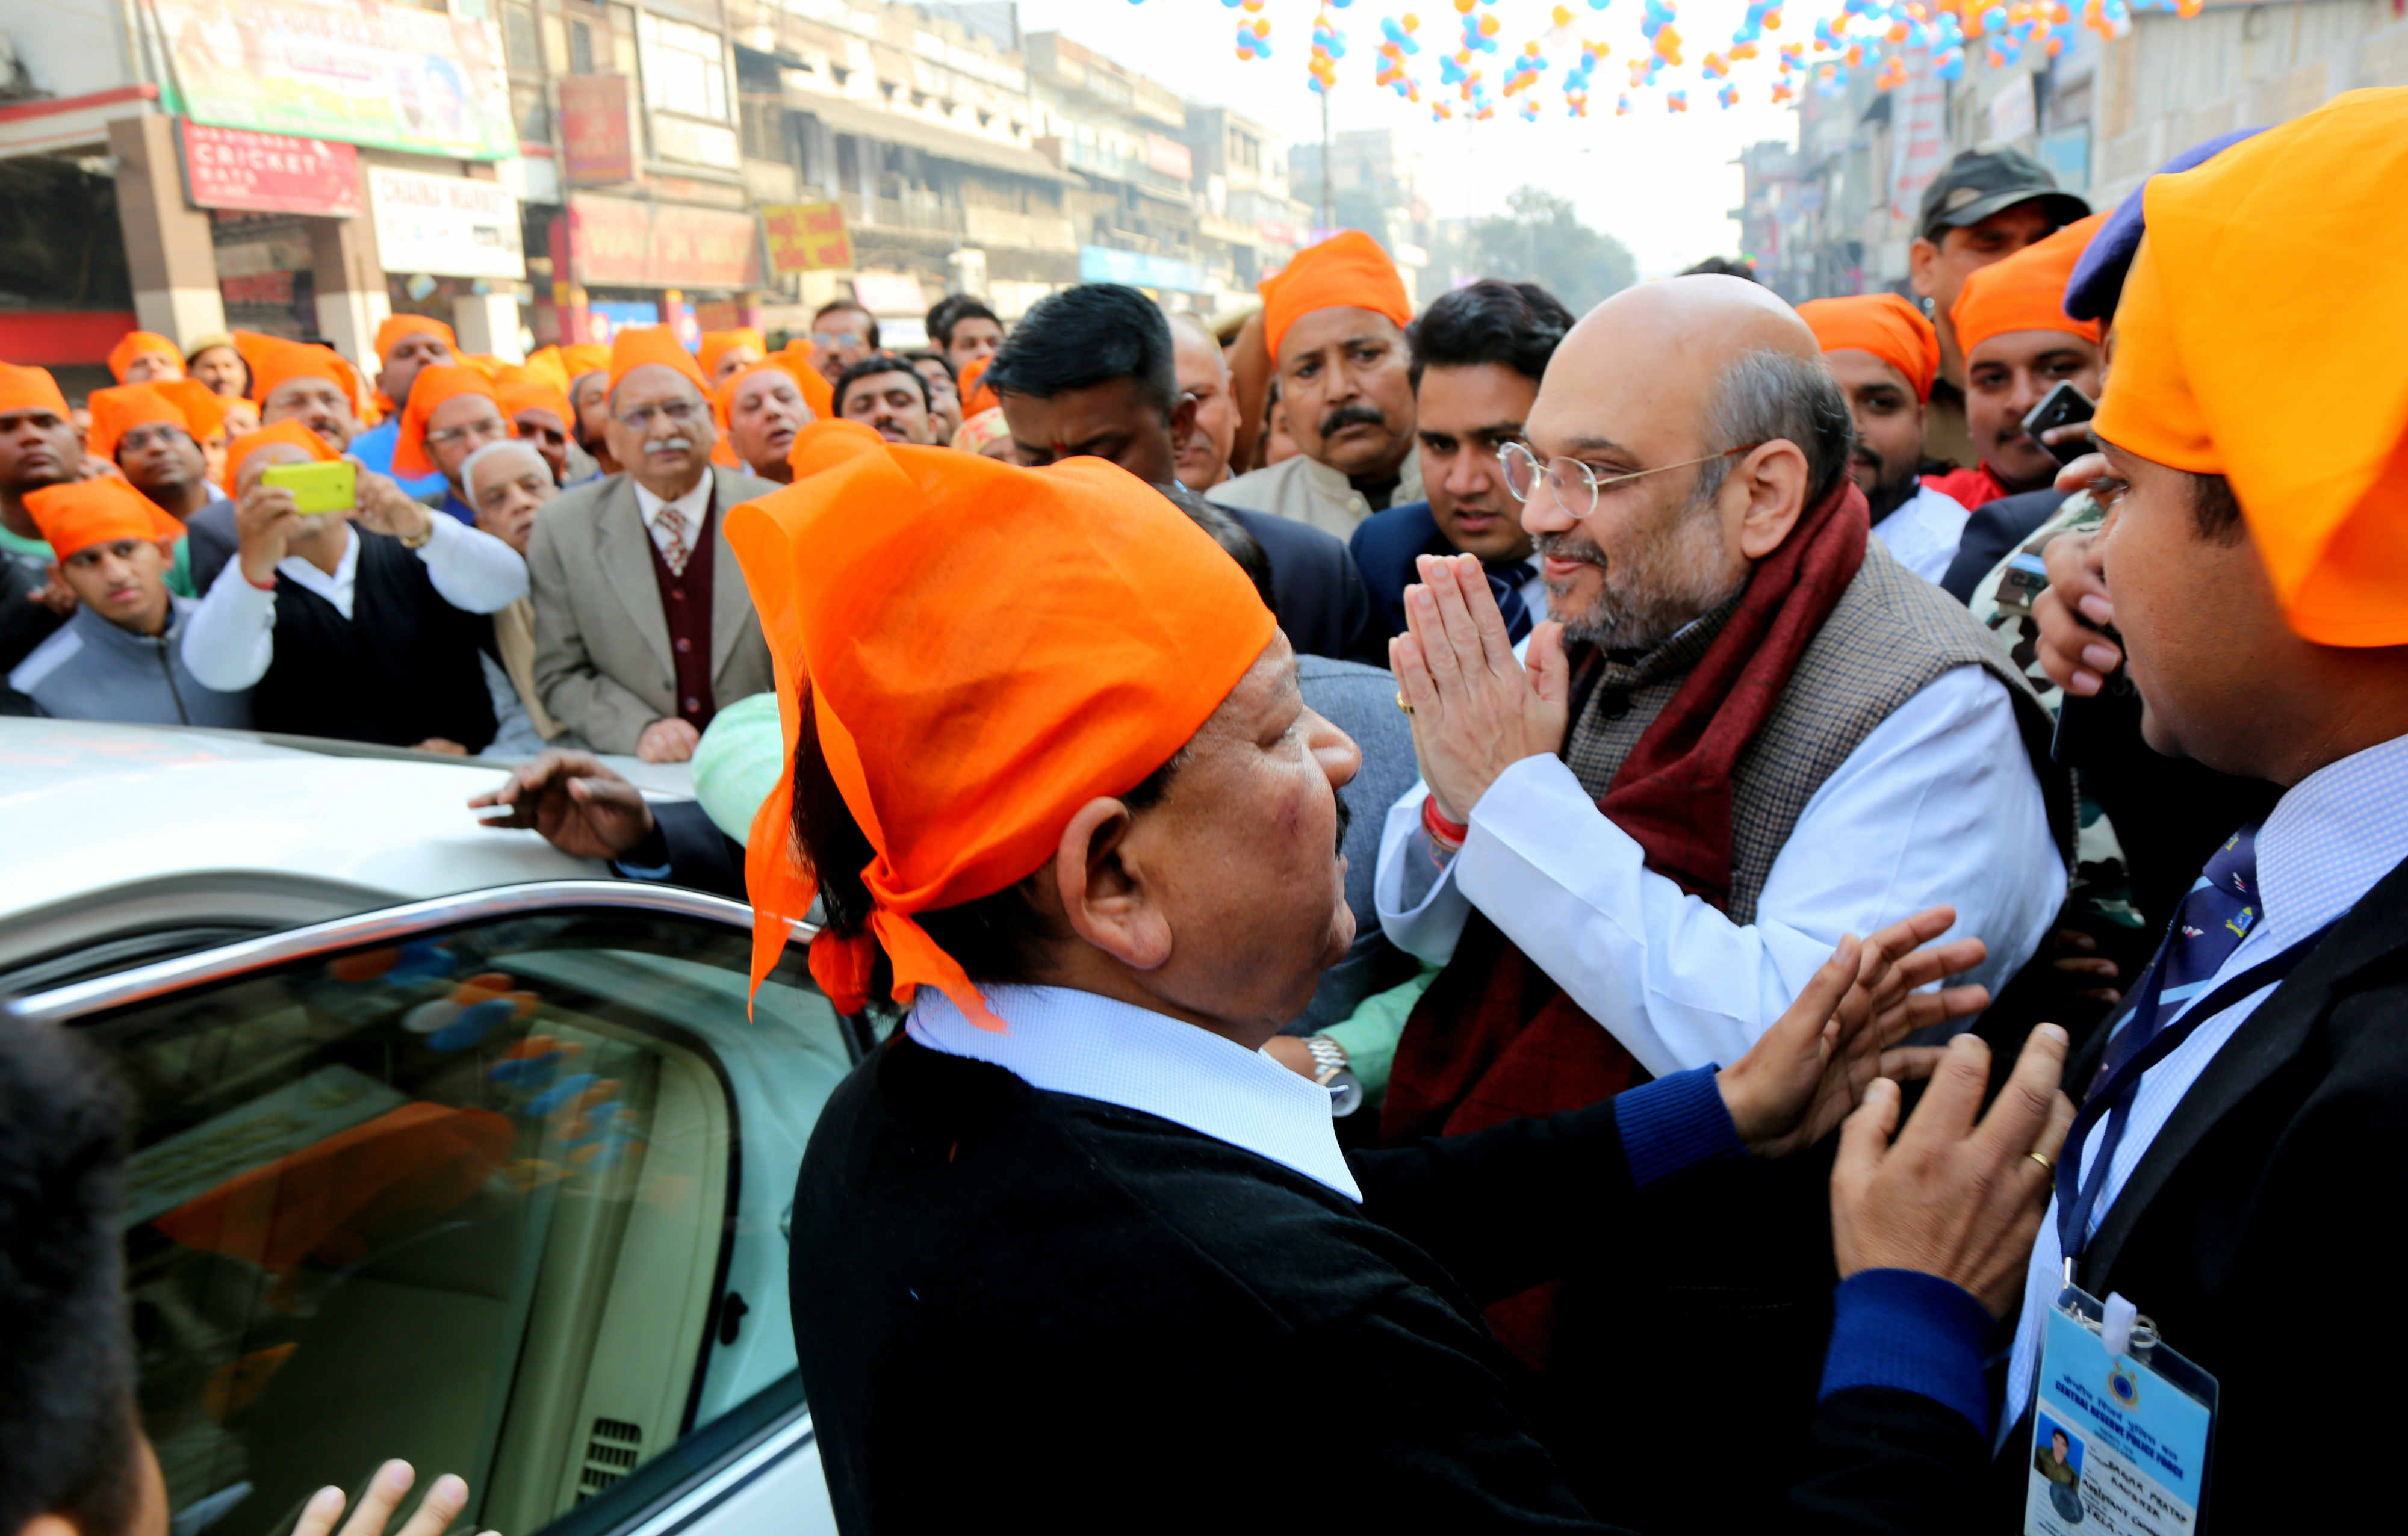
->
[0,717,609,938]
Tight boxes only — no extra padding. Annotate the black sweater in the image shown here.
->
[791,1037,1987,1534]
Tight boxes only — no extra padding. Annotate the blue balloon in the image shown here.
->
[528,1072,600,1117]
[429,996,521,1052]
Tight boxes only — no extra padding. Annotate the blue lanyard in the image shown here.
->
[2053,921,2336,1271]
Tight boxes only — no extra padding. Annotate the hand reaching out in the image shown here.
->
[295,1461,495,1536]
[1716,905,1989,1159]
[470,749,657,860]
[1832,1024,2076,1318]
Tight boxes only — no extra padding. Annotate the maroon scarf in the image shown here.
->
[1380,475,1870,1369]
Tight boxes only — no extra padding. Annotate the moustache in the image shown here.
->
[1849,446,1882,468]
[1317,403,1388,438]
[648,436,693,454]
[1534,529,1606,571]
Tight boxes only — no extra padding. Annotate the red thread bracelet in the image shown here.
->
[1421,795,1469,850]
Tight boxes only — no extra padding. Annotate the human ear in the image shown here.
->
[1050,796,1173,971]
[1734,440,1811,561]
[1907,237,1940,299]
[1170,394,1200,441]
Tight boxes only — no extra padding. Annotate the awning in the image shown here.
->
[788,92,1067,184]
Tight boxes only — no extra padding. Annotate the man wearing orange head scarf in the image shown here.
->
[526,326,777,761]
[494,371,581,485]
[88,381,228,522]
[1923,212,2108,516]
[711,357,816,483]
[7,478,251,726]
[1798,292,1970,583]
[1214,230,1423,540]
[107,330,186,386]
[249,339,367,453]
[1,362,90,703]
[391,364,514,525]
[1987,89,2408,1532]
[727,421,2065,1532]
[349,315,459,500]
[698,327,766,386]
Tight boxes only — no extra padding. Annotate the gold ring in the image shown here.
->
[1395,692,1414,716]
[2028,1151,2056,1174]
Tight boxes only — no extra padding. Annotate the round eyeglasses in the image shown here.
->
[1498,439,1766,521]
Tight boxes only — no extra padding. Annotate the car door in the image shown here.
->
[3,879,862,1536]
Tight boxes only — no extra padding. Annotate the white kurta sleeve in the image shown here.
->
[1433,664,2062,1077]
[415,513,529,614]
[179,559,279,692]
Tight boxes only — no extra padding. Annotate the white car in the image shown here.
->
[1,718,846,1536]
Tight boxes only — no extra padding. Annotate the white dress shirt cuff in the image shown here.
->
[179,557,279,692]
[418,512,530,613]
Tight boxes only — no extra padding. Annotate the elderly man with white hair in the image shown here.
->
[462,437,569,757]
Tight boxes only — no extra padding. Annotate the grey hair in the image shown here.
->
[460,438,549,500]
[1691,348,1854,509]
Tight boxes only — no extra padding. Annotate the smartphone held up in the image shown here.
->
[260,460,357,517]
[2022,381,2097,468]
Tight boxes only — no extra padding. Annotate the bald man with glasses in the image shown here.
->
[1367,275,2072,1524]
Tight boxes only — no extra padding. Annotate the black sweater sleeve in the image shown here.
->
[1348,1097,1637,1306]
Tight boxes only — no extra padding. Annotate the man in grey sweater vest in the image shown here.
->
[6,478,249,727]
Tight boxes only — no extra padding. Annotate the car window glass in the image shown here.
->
[81,908,848,1536]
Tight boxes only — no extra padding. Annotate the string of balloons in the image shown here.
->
[1152,0,2205,117]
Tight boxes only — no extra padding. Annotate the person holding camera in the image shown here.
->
[180,421,526,754]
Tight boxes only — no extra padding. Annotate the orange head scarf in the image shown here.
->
[221,419,338,498]
[1950,212,2110,362]
[711,357,821,466]
[393,364,506,480]
[518,346,574,395]
[954,352,998,418]
[495,371,574,436]
[724,420,1277,1026]
[249,338,361,411]
[2094,87,2408,646]
[0,362,73,418]
[87,382,223,462]
[371,315,459,412]
[559,342,612,380]
[23,477,187,561]
[1260,230,1415,363]
[700,328,768,379]
[1798,293,1942,401]
[606,326,710,398]
[107,330,185,384]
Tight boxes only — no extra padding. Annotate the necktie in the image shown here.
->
[2087,822,2264,1100]
[1489,560,1536,643]
[656,504,691,577]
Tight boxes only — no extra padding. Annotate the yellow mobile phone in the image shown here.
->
[260,460,356,516]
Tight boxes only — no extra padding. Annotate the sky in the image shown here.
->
[1015,0,1804,277]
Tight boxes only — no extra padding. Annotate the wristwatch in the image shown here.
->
[1302,1035,1362,1119]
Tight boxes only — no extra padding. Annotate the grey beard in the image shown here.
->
[1552,578,1724,654]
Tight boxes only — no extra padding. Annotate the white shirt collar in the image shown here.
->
[906,983,1361,1202]
[631,472,713,531]
[2253,730,2408,949]
[277,522,359,619]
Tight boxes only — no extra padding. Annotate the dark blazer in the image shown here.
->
[1349,499,1534,643]
[793,1036,1986,1534]
[1939,489,2067,602]
[647,797,745,899]
[1218,504,1387,665]
[1990,848,2408,1531]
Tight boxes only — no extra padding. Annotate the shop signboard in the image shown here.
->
[557,75,635,185]
[1144,132,1193,181]
[146,0,515,161]
[178,122,362,217]
[368,166,525,280]
[1078,244,1205,293]
[760,202,853,274]
[567,193,762,289]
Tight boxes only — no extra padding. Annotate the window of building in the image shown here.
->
[570,20,597,75]
[501,1,541,72]
[638,13,731,123]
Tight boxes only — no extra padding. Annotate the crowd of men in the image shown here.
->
[7,85,2406,1534]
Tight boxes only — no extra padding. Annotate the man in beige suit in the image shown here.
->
[529,327,778,763]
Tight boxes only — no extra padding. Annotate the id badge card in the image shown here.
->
[2025,1285,2218,1534]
